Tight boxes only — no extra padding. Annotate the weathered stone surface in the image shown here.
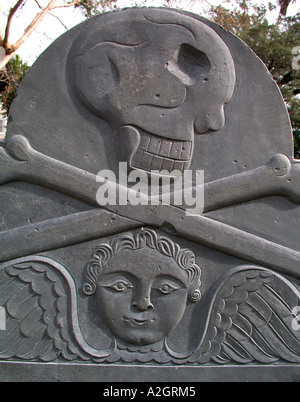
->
[0,7,299,382]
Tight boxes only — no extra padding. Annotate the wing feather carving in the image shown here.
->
[196,267,300,364]
[0,262,80,361]
[0,257,115,362]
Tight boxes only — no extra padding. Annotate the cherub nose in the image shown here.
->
[132,297,154,312]
[132,286,154,311]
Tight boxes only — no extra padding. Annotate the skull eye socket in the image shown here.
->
[167,43,211,86]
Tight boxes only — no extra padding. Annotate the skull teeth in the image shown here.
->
[131,133,192,173]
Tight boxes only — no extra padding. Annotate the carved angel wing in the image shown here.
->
[197,266,300,364]
[0,257,114,362]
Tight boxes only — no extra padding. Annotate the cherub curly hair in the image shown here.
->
[83,229,201,303]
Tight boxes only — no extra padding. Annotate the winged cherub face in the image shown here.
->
[95,248,189,346]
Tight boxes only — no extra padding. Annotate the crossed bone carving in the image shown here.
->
[1,135,300,277]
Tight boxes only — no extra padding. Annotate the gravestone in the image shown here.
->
[0,7,300,382]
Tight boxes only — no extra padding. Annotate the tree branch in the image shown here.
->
[0,0,62,70]
[34,0,71,29]
[50,0,81,9]
[9,0,58,53]
[48,12,69,30]
[3,0,26,48]
[34,0,44,9]
[0,0,87,70]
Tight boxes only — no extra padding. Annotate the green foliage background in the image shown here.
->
[0,55,30,119]
[209,0,299,158]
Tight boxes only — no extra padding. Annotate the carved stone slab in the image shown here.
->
[0,7,300,382]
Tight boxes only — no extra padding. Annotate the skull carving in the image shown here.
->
[67,9,236,175]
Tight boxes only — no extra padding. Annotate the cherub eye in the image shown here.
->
[106,280,133,293]
[157,283,180,295]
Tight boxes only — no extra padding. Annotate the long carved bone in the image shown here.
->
[1,135,300,211]
[0,136,99,206]
[1,206,300,279]
[203,154,300,211]
[0,135,300,277]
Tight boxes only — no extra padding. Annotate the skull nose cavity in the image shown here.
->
[130,131,192,174]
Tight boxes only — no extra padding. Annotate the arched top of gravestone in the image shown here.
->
[5,7,294,182]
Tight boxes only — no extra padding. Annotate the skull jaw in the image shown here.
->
[118,126,193,176]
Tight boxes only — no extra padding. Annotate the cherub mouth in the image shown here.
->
[122,317,151,327]
[130,131,193,174]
